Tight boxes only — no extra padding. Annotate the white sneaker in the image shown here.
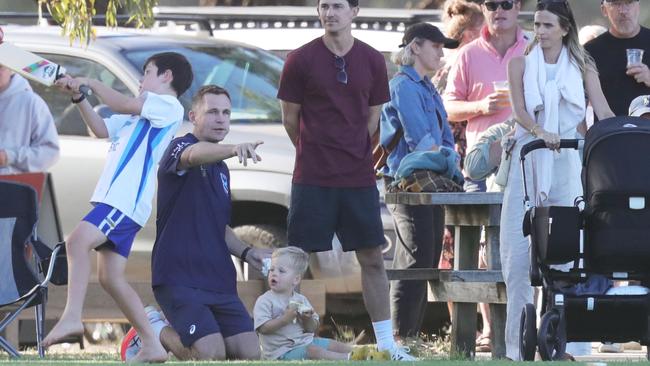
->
[598,343,623,353]
[389,345,417,361]
[144,305,169,340]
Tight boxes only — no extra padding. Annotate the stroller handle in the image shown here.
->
[519,139,583,210]
[520,139,582,162]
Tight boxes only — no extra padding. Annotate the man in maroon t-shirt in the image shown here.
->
[277,0,414,361]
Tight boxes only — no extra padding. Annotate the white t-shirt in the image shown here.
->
[90,92,183,226]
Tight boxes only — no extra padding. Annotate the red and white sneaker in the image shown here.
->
[119,306,168,362]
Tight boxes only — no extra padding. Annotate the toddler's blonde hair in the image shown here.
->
[272,246,309,275]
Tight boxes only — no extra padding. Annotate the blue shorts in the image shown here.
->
[280,337,332,360]
[153,285,254,348]
[287,184,385,252]
[83,203,141,258]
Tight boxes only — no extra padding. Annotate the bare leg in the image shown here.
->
[191,333,226,360]
[159,326,193,360]
[327,339,353,353]
[306,344,349,360]
[224,331,261,360]
[355,247,390,321]
[96,250,167,363]
[160,327,226,361]
[42,222,106,347]
[479,303,492,338]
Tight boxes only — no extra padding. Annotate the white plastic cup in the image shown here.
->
[493,80,510,107]
[261,257,271,277]
[493,80,509,92]
[627,48,644,67]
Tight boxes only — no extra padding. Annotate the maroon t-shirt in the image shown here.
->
[277,37,390,187]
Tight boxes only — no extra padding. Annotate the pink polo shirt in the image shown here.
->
[444,26,528,151]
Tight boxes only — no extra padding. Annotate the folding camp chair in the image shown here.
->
[0,181,65,358]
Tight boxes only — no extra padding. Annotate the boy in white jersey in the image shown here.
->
[43,52,193,363]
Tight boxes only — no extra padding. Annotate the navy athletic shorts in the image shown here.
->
[83,203,141,258]
[153,285,254,347]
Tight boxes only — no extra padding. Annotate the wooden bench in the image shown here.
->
[385,192,506,360]
[5,279,325,349]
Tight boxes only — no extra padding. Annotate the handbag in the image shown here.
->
[372,128,403,176]
[494,134,516,187]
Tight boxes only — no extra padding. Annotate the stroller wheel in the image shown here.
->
[537,310,566,361]
[519,303,537,361]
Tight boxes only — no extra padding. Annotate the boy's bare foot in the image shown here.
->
[42,320,84,348]
[129,343,168,363]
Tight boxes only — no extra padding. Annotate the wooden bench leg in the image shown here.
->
[451,225,480,359]
[486,226,506,359]
[490,304,507,359]
[451,302,477,359]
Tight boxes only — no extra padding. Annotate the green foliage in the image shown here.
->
[41,0,158,45]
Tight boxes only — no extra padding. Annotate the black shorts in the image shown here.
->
[153,285,253,347]
[287,183,385,252]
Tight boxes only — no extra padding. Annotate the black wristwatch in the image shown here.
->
[71,93,86,104]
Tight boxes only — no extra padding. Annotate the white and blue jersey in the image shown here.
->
[90,92,184,226]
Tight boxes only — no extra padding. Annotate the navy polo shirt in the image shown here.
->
[152,133,236,294]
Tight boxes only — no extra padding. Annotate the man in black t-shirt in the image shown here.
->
[585,0,650,116]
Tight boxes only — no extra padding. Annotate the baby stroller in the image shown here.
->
[518,116,650,361]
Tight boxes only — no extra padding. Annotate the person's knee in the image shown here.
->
[235,345,260,360]
[97,267,114,291]
[192,334,226,360]
[356,247,384,271]
[305,344,322,359]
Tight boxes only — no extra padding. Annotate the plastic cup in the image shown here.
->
[493,80,510,107]
[627,48,644,67]
[493,80,509,92]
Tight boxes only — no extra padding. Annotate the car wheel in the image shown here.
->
[232,224,287,280]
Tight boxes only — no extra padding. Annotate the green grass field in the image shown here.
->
[0,358,581,366]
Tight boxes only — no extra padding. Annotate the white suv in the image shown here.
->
[2,24,396,312]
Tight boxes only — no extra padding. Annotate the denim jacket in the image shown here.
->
[380,65,455,178]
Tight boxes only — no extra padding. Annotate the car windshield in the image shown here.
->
[122,45,284,124]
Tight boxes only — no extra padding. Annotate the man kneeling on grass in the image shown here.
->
[120,85,271,361]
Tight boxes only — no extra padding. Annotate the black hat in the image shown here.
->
[400,23,459,49]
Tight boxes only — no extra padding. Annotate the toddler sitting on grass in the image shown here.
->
[254,246,386,360]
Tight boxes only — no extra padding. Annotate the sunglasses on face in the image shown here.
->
[484,0,515,11]
[334,55,348,85]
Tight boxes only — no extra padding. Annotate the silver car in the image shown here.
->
[3,25,395,312]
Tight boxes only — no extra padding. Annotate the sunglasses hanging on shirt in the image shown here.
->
[334,55,348,85]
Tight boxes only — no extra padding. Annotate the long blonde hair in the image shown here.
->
[527,0,595,75]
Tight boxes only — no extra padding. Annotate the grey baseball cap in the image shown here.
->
[629,95,650,117]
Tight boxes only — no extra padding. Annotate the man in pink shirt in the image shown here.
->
[444,0,528,192]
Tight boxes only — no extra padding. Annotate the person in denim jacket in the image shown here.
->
[380,22,458,338]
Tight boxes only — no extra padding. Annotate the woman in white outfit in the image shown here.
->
[501,0,614,360]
